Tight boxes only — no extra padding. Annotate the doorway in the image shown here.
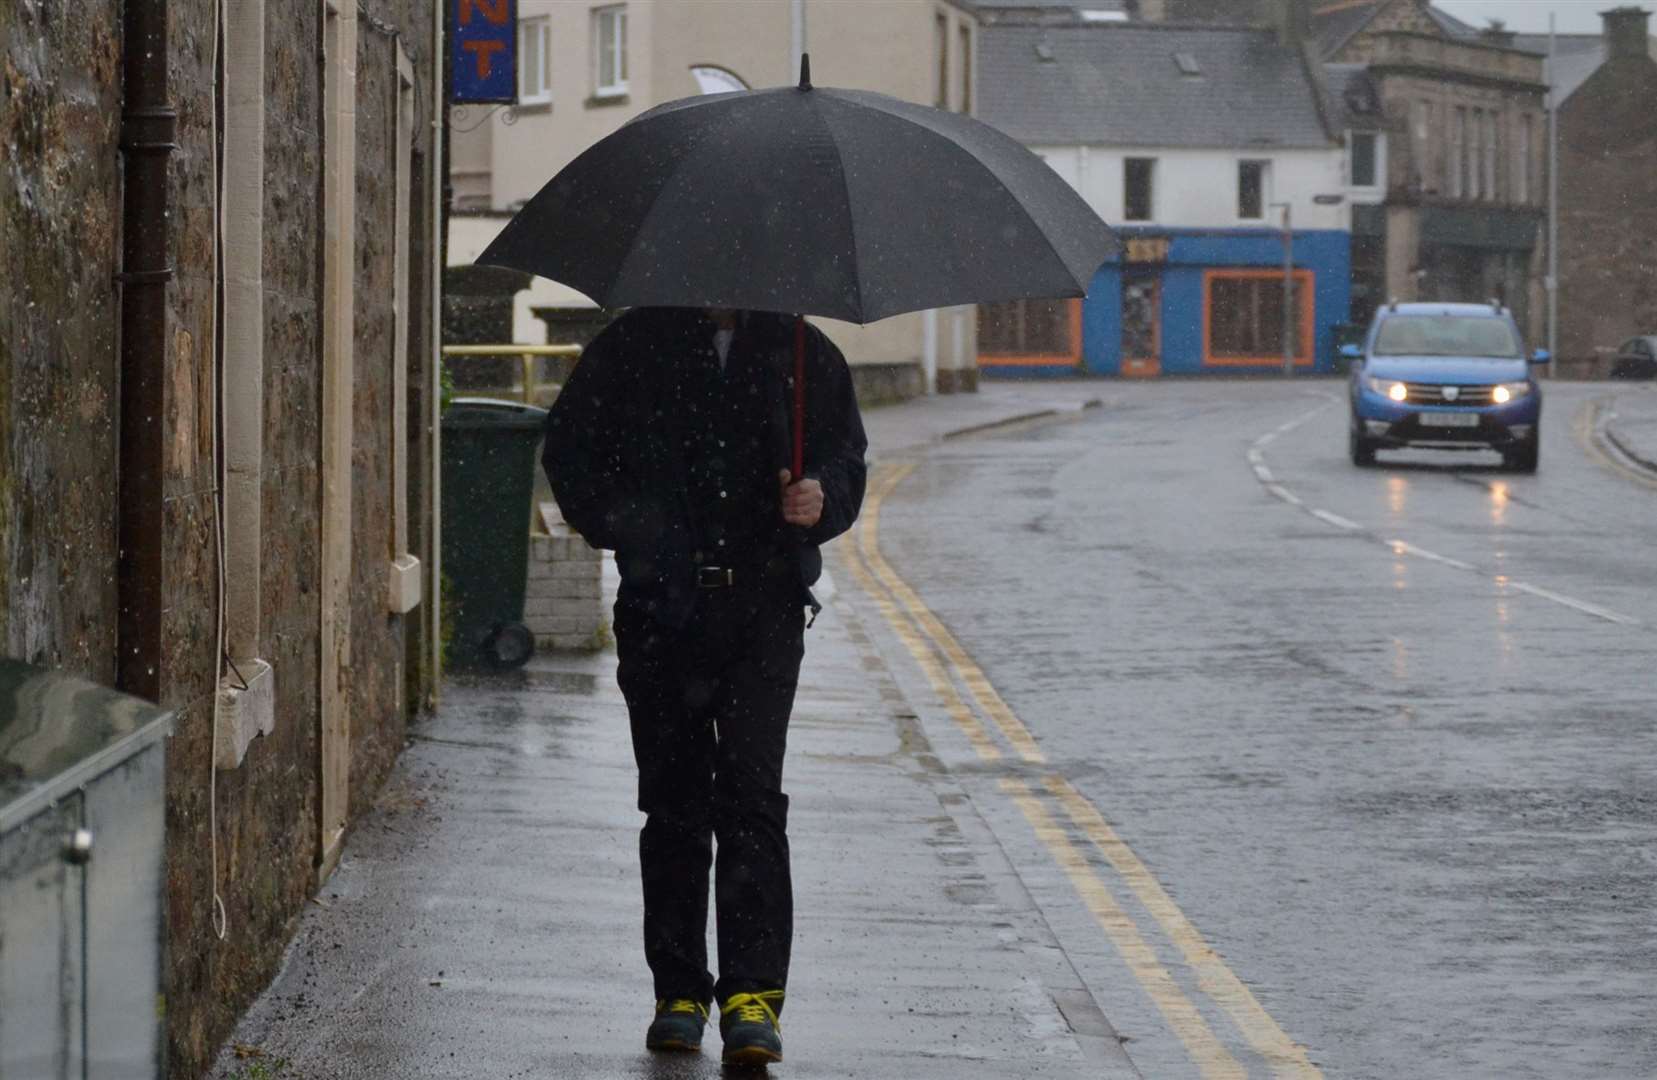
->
[1121,272,1161,377]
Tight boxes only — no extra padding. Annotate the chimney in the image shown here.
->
[1479,19,1517,48]
[1604,6,1653,61]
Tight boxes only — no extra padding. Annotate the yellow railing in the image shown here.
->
[441,343,583,404]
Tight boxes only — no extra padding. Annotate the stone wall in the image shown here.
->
[850,361,926,406]
[525,510,606,652]
[4,2,439,1077]
[1557,38,1657,365]
[0,0,124,677]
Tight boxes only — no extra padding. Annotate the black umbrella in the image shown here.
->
[478,56,1116,474]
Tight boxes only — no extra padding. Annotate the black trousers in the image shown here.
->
[613,566,805,1006]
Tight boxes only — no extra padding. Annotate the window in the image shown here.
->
[959,23,971,112]
[593,5,627,97]
[978,299,1077,358]
[1206,271,1312,364]
[519,16,550,105]
[1414,100,1433,190]
[1517,114,1533,204]
[936,13,949,109]
[1238,160,1268,220]
[1372,315,1521,358]
[1483,111,1498,202]
[1350,132,1378,187]
[1471,108,1484,200]
[1124,158,1155,221]
[1449,106,1465,199]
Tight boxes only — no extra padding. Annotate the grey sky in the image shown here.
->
[1434,1,1628,35]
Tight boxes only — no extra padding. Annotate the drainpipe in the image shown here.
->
[117,0,177,702]
[431,0,446,700]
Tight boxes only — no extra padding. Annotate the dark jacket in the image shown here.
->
[541,307,868,627]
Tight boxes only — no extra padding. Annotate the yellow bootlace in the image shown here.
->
[658,998,707,1020]
[721,991,784,1029]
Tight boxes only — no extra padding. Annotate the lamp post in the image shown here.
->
[1268,201,1294,376]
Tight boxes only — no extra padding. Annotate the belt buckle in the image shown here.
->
[697,566,734,589]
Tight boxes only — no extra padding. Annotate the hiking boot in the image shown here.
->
[719,990,784,1066]
[645,998,708,1052]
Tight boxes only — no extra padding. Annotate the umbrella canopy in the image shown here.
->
[477,58,1116,325]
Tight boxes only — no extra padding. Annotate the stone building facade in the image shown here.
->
[1151,1,1549,336]
[1555,8,1657,366]
[1315,2,1548,334]
[0,2,439,1076]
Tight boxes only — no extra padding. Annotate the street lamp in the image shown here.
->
[1270,195,1344,377]
[1267,201,1295,376]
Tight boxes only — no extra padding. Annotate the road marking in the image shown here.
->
[1510,580,1640,626]
[846,458,1324,1078]
[1251,401,1644,628]
[1575,396,1657,493]
[1310,509,1359,531]
[843,464,1002,763]
[1003,779,1250,1080]
[1046,778,1324,1078]
[1386,540,1473,572]
[855,464,1047,765]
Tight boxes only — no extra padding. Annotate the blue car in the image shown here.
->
[1345,302,1550,473]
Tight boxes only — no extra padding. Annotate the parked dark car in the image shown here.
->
[1610,336,1657,379]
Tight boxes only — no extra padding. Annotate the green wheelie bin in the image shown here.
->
[440,397,548,670]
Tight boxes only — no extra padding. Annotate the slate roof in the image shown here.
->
[977,23,1335,148]
[1324,62,1386,129]
[1509,32,1657,103]
[1311,1,1385,59]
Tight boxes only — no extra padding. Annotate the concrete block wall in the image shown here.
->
[526,510,605,651]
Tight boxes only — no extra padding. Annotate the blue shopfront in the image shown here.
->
[978,228,1351,378]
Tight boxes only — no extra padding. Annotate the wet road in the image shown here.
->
[858,379,1657,1078]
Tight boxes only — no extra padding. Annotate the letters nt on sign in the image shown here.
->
[451,0,516,104]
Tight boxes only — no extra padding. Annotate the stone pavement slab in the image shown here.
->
[209,564,1134,1079]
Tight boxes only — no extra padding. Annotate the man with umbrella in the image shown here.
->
[539,306,866,1065]
[480,57,1112,1067]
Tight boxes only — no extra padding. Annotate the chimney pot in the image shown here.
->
[1603,6,1653,61]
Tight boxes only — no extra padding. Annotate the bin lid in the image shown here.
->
[442,397,549,430]
[0,660,174,831]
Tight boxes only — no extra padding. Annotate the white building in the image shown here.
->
[449,0,984,397]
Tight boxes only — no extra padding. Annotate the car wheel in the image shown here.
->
[1503,433,1539,474]
[1349,416,1376,467]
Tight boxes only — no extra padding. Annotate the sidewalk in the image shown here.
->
[1600,382,1657,475]
[211,383,1130,1079]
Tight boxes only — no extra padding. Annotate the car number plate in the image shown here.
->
[1419,412,1480,428]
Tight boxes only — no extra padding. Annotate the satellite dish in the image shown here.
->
[691,65,750,95]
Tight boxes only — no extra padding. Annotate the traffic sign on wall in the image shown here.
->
[451,0,517,104]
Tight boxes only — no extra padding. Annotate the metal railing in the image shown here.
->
[441,343,582,404]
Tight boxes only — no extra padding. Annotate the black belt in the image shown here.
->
[695,555,792,589]
[696,566,737,589]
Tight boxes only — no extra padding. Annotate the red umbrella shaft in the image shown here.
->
[793,315,806,480]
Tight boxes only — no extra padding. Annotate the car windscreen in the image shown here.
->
[1372,316,1523,358]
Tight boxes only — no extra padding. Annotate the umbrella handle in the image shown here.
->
[793,315,806,481]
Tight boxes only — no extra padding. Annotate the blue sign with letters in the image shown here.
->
[451,0,516,104]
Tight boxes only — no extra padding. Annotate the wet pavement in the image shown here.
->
[1599,380,1657,474]
[209,385,1126,1079]
[861,378,1657,1078]
[212,377,1657,1079]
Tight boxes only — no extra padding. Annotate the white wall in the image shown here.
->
[1034,145,1348,231]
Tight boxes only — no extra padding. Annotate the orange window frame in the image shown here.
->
[977,298,1084,368]
[1202,269,1316,368]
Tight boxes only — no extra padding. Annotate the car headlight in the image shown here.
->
[1368,377,1408,402]
[1491,382,1531,404]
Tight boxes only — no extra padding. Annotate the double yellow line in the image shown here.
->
[840,461,1321,1079]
